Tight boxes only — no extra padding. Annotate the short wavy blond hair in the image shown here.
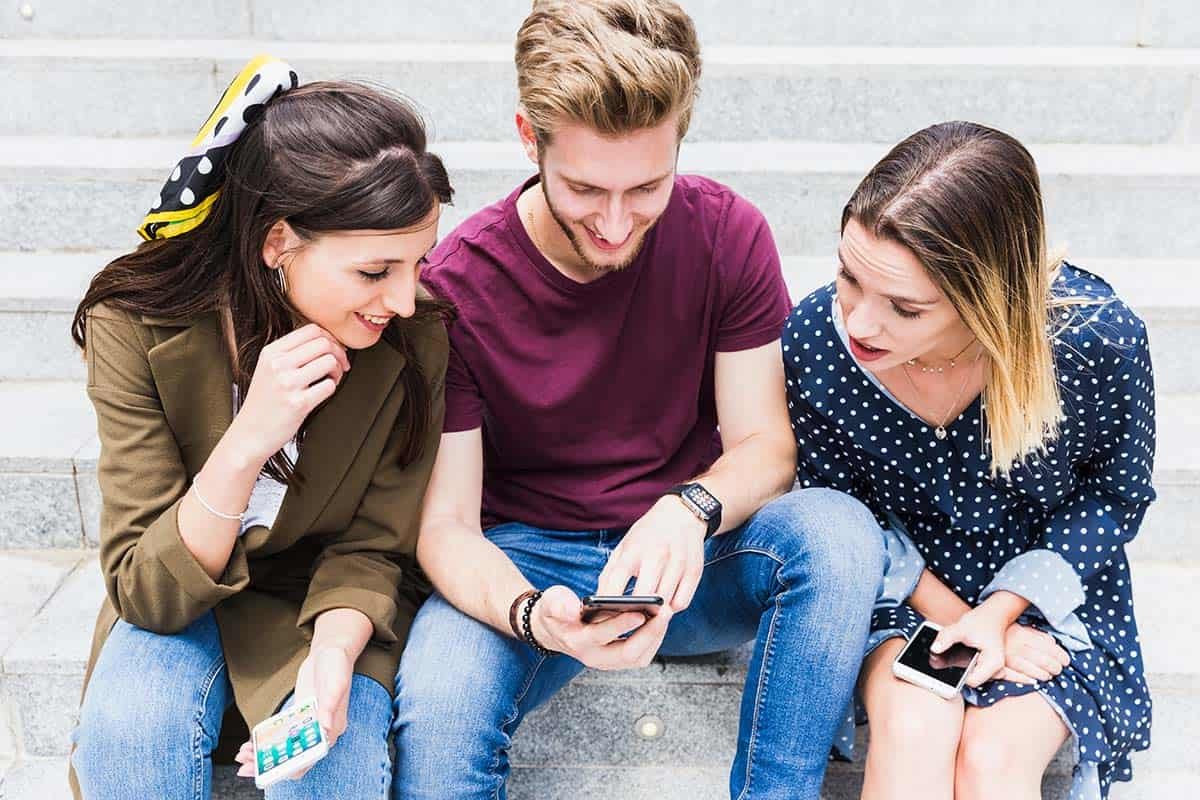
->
[515,0,702,143]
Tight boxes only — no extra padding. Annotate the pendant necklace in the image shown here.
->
[901,344,984,440]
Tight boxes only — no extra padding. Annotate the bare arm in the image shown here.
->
[415,429,532,635]
[596,340,796,615]
[699,340,797,532]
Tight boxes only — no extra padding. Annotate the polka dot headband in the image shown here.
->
[137,54,299,241]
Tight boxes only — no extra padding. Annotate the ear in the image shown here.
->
[515,109,540,166]
[261,220,296,269]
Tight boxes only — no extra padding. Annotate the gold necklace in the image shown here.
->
[525,200,547,258]
[905,337,977,374]
[901,345,984,440]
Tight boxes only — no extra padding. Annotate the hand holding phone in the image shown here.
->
[892,622,981,699]
[247,697,329,789]
[580,594,665,623]
[528,585,667,671]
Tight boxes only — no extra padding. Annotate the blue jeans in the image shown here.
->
[392,488,886,799]
[71,611,393,799]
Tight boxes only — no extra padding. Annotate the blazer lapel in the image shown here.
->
[144,312,233,478]
[265,340,406,549]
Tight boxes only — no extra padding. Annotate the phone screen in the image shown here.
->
[254,699,324,777]
[897,625,978,688]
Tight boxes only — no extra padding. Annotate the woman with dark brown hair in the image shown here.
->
[67,56,452,799]
[785,121,1154,800]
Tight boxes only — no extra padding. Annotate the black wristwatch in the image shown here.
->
[666,482,722,540]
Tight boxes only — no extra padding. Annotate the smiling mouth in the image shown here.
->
[585,226,630,252]
[356,312,392,330]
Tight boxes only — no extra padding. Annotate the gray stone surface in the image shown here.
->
[0,475,83,551]
[0,382,94,470]
[2,558,102,677]
[0,0,248,39]
[6,0,1191,47]
[0,312,82,381]
[0,552,82,659]
[0,756,1193,800]
[1143,0,1200,48]
[4,46,1198,144]
[0,673,83,759]
[4,140,1200,260]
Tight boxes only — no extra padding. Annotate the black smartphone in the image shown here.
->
[580,594,664,623]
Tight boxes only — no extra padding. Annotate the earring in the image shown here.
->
[274,262,288,295]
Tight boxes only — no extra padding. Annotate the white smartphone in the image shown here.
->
[891,621,980,700]
[251,696,329,789]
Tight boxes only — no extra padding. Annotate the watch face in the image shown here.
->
[682,485,719,518]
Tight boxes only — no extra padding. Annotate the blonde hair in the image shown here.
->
[843,121,1090,478]
[515,0,702,142]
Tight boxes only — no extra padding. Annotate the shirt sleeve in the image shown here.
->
[297,327,448,643]
[86,309,250,635]
[715,196,791,353]
[981,306,1156,617]
[441,329,484,433]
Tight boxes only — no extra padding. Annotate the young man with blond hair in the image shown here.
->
[390,1,885,796]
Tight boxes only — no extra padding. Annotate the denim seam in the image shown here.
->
[704,546,786,571]
[488,652,549,800]
[191,654,228,800]
[736,572,787,800]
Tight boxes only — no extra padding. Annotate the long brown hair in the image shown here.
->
[72,81,454,482]
[843,120,1068,477]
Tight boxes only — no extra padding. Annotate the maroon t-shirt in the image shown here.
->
[422,175,790,531]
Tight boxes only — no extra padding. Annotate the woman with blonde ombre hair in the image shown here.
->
[783,121,1154,800]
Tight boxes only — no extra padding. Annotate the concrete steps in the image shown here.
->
[5,252,1200,393]
[2,376,1198,557]
[2,2,1197,797]
[0,551,1195,800]
[0,550,1196,799]
[3,40,1199,143]
[4,137,1200,260]
[3,0,1199,47]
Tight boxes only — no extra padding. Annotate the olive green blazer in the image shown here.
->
[71,303,445,792]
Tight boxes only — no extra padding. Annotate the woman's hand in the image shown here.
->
[932,590,1033,688]
[1002,623,1071,685]
[931,604,1010,688]
[229,323,351,462]
[234,644,355,781]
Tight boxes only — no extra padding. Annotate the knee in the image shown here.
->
[955,724,1021,786]
[393,596,517,740]
[869,706,963,764]
[73,676,205,790]
[762,488,885,592]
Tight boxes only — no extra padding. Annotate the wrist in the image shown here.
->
[221,417,274,471]
[976,590,1029,627]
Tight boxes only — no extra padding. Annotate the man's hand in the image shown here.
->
[528,585,670,671]
[595,495,708,613]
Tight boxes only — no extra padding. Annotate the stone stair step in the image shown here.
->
[1,551,1196,783]
[3,137,1198,260]
[3,40,1199,143]
[1,377,1198,556]
[4,252,1199,392]
[5,0,1198,47]
[5,756,1194,800]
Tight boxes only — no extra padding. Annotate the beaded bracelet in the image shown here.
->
[509,589,538,638]
[519,590,558,658]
